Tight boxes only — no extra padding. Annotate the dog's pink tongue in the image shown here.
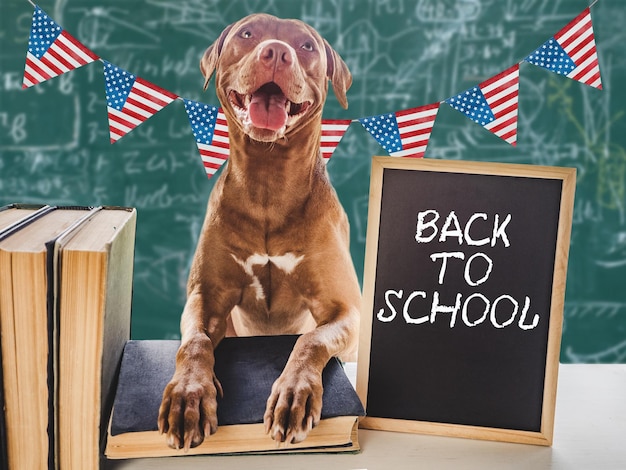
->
[249,90,288,131]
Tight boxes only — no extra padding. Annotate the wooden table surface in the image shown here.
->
[102,364,626,470]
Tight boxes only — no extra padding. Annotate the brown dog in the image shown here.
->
[157,13,361,450]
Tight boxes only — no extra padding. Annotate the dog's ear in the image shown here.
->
[200,24,234,91]
[324,39,352,109]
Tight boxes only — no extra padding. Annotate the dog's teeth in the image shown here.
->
[288,101,301,115]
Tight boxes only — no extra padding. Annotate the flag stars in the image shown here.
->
[104,62,137,110]
[28,7,64,58]
[525,37,576,75]
[446,86,495,127]
[359,113,402,153]
[184,100,219,145]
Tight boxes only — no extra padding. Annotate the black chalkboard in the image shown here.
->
[357,157,576,445]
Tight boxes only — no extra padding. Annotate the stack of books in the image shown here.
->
[0,204,137,469]
[0,203,364,468]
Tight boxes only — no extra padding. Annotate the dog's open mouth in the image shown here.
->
[229,83,312,133]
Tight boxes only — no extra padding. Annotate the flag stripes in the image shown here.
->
[104,62,178,143]
[198,109,229,178]
[481,65,519,146]
[390,103,440,157]
[445,64,519,146]
[555,8,602,89]
[321,120,352,163]
[183,100,230,178]
[359,103,439,158]
[108,79,178,142]
[524,7,601,90]
[22,7,98,88]
[23,34,98,88]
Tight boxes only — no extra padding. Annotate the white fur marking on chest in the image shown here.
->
[268,252,305,274]
[231,252,304,301]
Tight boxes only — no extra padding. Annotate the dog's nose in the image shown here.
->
[258,41,294,70]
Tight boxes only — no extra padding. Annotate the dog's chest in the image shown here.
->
[231,252,304,306]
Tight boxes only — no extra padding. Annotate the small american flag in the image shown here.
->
[23,6,99,89]
[445,64,519,146]
[320,119,352,164]
[104,61,178,143]
[359,103,440,158]
[525,8,601,90]
[183,100,229,178]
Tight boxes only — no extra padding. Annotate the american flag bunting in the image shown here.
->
[445,64,519,146]
[23,5,99,89]
[19,4,606,166]
[524,8,601,90]
[184,100,229,178]
[320,120,352,164]
[104,61,178,143]
[359,103,440,158]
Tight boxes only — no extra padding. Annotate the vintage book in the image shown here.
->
[0,206,94,470]
[0,203,48,470]
[55,207,136,469]
[105,335,365,459]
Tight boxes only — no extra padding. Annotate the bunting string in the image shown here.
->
[21,2,604,179]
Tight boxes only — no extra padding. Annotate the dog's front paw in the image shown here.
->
[157,349,223,451]
[263,367,323,444]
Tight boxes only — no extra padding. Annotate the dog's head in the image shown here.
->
[200,13,352,143]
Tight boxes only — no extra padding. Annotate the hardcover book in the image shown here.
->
[106,335,364,459]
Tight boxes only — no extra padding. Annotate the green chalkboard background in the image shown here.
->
[1,0,624,362]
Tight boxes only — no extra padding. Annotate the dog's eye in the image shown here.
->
[301,41,314,52]
[240,30,252,39]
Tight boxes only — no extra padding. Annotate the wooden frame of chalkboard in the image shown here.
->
[356,157,576,446]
